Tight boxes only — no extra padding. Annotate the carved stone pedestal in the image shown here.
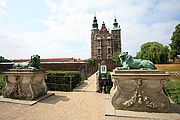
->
[2,69,48,100]
[110,70,171,113]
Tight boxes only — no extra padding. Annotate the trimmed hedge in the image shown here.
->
[45,71,82,91]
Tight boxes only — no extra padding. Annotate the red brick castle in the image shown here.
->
[91,15,122,61]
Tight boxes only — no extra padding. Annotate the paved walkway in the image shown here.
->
[73,72,98,92]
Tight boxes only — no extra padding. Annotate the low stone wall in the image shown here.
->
[0,62,88,72]
[41,62,87,71]
[0,60,119,72]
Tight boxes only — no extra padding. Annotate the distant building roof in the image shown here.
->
[13,59,29,62]
[12,58,85,63]
[41,58,75,62]
[75,59,85,62]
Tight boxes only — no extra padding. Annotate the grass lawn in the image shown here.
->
[156,64,180,72]
[156,64,180,81]
[156,64,180,104]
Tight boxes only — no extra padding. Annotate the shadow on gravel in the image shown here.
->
[39,94,70,104]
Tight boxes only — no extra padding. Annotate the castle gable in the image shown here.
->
[96,22,111,38]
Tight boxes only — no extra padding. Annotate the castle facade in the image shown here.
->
[91,15,121,61]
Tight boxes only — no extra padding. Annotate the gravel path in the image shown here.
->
[0,91,154,120]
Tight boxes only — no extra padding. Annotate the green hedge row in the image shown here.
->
[45,71,82,91]
[165,80,180,104]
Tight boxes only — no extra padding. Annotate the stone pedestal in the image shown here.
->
[2,69,48,100]
[110,70,171,113]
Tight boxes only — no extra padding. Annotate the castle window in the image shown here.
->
[107,37,111,45]
[107,55,111,59]
[97,38,101,46]
[98,49,101,54]
[115,43,119,48]
[97,55,102,60]
[107,48,111,54]
[98,41,101,46]
[107,39,111,45]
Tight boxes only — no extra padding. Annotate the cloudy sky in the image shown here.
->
[0,0,180,59]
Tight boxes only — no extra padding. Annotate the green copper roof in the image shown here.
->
[112,27,121,30]
[112,18,120,30]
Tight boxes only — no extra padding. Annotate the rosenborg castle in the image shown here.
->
[91,15,122,61]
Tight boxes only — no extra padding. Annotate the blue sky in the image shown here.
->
[0,0,180,59]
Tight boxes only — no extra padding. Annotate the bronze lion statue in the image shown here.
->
[115,52,156,70]
[13,55,41,70]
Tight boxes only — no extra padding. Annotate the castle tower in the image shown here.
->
[111,18,121,53]
[91,14,99,59]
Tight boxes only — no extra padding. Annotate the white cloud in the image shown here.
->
[155,0,180,14]
[122,20,179,56]
[0,0,8,18]
[0,0,180,59]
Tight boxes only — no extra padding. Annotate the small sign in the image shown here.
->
[100,65,107,74]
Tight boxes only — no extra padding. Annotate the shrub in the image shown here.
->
[45,71,82,91]
[0,74,5,89]
[0,74,5,95]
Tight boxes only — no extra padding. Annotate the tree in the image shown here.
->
[111,50,121,63]
[136,42,169,64]
[85,58,96,66]
[0,56,11,63]
[169,24,180,61]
